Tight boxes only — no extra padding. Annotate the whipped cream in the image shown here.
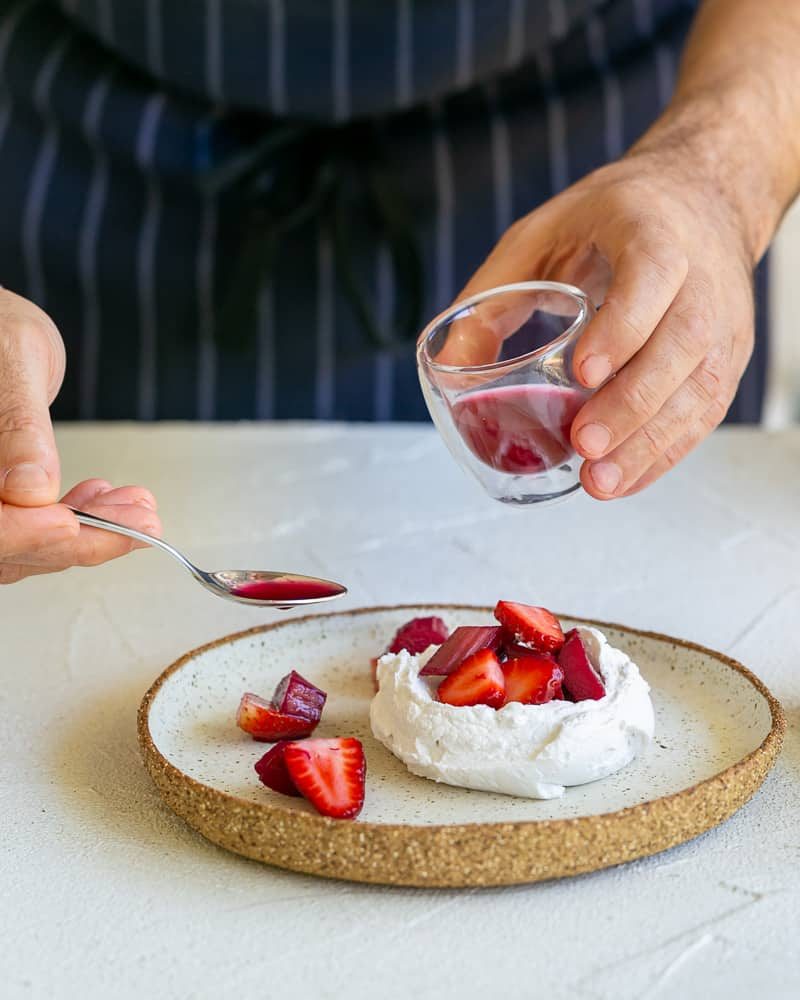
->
[369,626,654,799]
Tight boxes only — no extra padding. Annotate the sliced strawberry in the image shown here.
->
[494,601,565,653]
[254,741,302,797]
[372,616,449,690]
[420,626,503,676]
[437,648,505,708]
[558,629,606,701]
[272,670,327,722]
[236,692,318,741]
[283,737,366,819]
[502,653,564,705]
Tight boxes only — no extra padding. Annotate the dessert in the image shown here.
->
[370,604,654,799]
[237,671,327,742]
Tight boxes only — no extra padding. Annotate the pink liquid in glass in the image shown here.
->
[231,578,344,601]
[451,384,585,474]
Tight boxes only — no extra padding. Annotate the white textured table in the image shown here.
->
[2,424,798,1000]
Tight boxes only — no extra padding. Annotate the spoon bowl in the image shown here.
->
[69,507,347,608]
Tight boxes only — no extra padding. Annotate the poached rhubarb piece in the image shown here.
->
[419,625,503,676]
[494,601,565,654]
[236,692,318,741]
[254,741,302,797]
[372,615,449,688]
[272,670,327,722]
[558,629,606,701]
[502,654,564,706]
[283,737,366,819]
[437,648,505,708]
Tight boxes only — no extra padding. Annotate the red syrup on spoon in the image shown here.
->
[451,383,585,475]
[230,578,346,602]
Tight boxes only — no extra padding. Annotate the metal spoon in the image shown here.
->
[69,507,347,608]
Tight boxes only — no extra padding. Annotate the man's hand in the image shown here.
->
[453,150,756,499]
[0,288,160,583]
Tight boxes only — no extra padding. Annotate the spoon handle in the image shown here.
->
[68,507,200,577]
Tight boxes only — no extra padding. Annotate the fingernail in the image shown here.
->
[576,423,612,457]
[581,355,612,388]
[590,461,622,494]
[2,463,51,493]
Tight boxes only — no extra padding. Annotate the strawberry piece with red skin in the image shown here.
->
[420,625,503,676]
[494,601,565,653]
[254,741,302,797]
[558,629,606,701]
[501,653,564,706]
[437,648,505,708]
[236,692,318,742]
[272,670,327,722]
[372,616,449,689]
[283,737,366,819]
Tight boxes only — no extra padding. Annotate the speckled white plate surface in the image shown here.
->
[139,606,784,886]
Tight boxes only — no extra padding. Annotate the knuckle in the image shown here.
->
[603,296,650,350]
[0,402,44,437]
[639,417,670,459]
[617,375,662,420]
[673,308,714,355]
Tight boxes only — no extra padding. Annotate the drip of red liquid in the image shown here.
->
[231,578,343,601]
[452,384,585,475]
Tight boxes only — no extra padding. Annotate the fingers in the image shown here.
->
[0,291,66,507]
[579,356,734,500]
[12,485,161,568]
[619,398,729,498]
[572,237,689,389]
[0,501,79,560]
[572,279,715,467]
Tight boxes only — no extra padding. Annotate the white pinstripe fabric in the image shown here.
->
[78,70,113,419]
[548,0,568,41]
[373,243,394,421]
[432,106,455,310]
[655,43,675,109]
[97,0,113,44]
[135,93,166,420]
[196,185,217,420]
[455,0,473,90]
[506,0,525,68]
[256,279,275,418]
[23,36,71,308]
[268,0,286,114]
[486,82,513,241]
[332,0,349,121]
[205,0,222,101]
[535,48,569,193]
[315,228,335,419]
[395,0,412,107]
[587,15,624,161]
[632,0,654,36]
[0,1,36,87]
[146,0,163,77]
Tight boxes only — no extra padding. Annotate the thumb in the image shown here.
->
[0,302,63,506]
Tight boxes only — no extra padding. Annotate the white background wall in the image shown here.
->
[766,199,800,426]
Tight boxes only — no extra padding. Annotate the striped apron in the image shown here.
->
[0,0,768,422]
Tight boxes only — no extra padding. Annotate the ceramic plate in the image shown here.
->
[139,606,784,887]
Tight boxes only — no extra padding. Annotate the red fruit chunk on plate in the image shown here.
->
[372,616,449,690]
[558,629,606,701]
[501,653,564,706]
[437,648,505,708]
[494,601,565,653]
[420,625,503,676]
[388,616,449,654]
[284,737,366,819]
[272,670,327,722]
[236,692,318,741]
[254,741,302,797]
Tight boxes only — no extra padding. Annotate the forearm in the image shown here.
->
[629,0,800,264]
